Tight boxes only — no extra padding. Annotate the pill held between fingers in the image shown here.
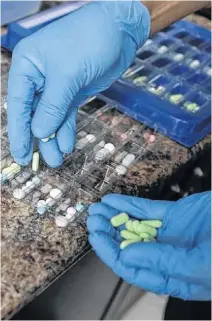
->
[41,137,50,143]
[32,152,40,172]
[13,188,26,200]
[50,188,62,200]
[142,220,162,228]
[120,239,140,250]
[120,230,142,241]
[111,213,129,227]
[55,215,69,228]
[115,165,127,176]
[49,133,56,139]
[121,154,136,167]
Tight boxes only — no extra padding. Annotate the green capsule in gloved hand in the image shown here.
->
[133,220,140,233]
[125,220,134,232]
[142,220,162,228]
[120,230,142,241]
[110,213,129,227]
[120,239,140,250]
[136,223,157,238]
[139,232,152,240]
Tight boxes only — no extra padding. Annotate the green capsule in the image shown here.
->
[169,94,183,104]
[133,220,140,233]
[120,230,141,241]
[142,220,162,228]
[139,232,152,240]
[110,213,129,227]
[125,220,134,232]
[120,239,140,250]
[137,223,157,237]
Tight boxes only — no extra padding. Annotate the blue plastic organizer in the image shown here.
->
[104,20,211,147]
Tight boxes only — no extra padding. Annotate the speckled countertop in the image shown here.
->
[1,13,211,320]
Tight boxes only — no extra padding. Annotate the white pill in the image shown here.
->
[55,215,68,228]
[64,198,71,205]
[206,67,212,76]
[77,131,87,138]
[41,137,49,143]
[115,165,127,176]
[36,200,47,215]
[121,154,136,167]
[86,134,96,143]
[194,167,203,177]
[13,188,26,200]
[114,151,128,163]
[41,184,52,194]
[158,45,168,54]
[95,148,109,161]
[3,101,7,110]
[50,188,62,199]
[11,179,18,188]
[189,59,200,69]
[144,39,153,47]
[32,152,39,172]
[171,184,180,193]
[33,191,42,199]
[75,137,89,149]
[93,140,106,153]
[22,171,31,180]
[60,203,69,212]
[26,180,35,189]
[173,53,184,62]
[45,197,56,207]
[66,207,77,221]
[32,175,41,185]
[104,143,115,153]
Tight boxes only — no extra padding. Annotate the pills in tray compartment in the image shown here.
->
[75,134,96,150]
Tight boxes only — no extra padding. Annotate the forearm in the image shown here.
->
[142,1,211,35]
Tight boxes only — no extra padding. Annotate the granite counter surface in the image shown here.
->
[1,13,211,320]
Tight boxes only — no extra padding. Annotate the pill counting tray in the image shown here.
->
[104,20,211,147]
[1,90,162,222]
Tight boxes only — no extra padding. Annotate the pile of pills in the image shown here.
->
[110,213,162,249]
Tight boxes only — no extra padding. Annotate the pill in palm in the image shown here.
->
[32,151,39,172]
[110,213,129,227]
[120,239,140,250]
[137,223,157,237]
[120,230,141,241]
[132,220,140,233]
[139,232,152,239]
[142,220,162,228]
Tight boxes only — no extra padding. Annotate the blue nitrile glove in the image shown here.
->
[7,1,150,168]
[87,192,211,301]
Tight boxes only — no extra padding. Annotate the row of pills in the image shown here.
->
[76,133,96,150]
[169,94,200,112]
[115,153,136,176]
[13,176,41,200]
[55,202,86,227]
[110,213,162,249]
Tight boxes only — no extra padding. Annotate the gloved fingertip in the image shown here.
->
[88,202,102,215]
[101,193,121,204]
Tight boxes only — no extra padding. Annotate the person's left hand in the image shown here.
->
[87,192,211,300]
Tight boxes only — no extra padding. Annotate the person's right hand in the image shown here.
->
[7,1,150,167]
[87,192,211,301]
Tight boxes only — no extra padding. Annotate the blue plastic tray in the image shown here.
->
[104,20,211,147]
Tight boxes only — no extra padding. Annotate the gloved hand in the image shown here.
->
[87,192,211,301]
[7,1,150,167]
